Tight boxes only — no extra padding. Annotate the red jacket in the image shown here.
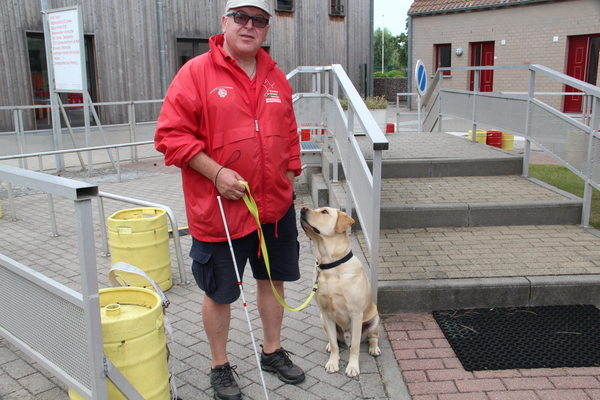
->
[155,34,301,242]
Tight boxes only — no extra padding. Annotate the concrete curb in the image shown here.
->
[378,275,600,314]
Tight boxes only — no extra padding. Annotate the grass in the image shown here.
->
[528,164,600,228]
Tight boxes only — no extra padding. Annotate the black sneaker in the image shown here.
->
[260,346,305,384]
[210,363,241,400]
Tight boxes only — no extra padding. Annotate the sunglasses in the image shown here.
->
[226,12,269,28]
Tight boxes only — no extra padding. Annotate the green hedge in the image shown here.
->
[373,70,404,78]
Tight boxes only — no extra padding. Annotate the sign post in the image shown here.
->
[415,60,428,133]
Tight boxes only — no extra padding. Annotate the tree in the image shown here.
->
[373,27,408,75]
[396,32,408,72]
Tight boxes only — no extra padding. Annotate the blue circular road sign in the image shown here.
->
[415,60,427,95]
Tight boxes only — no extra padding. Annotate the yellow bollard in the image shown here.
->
[69,287,170,399]
[107,208,172,291]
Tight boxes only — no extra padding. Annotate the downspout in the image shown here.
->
[156,0,167,97]
[369,0,374,97]
[407,15,413,110]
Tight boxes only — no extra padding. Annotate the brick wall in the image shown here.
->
[410,0,599,110]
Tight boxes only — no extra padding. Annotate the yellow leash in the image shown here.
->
[239,181,317,312]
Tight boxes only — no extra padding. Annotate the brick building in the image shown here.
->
[407,0,599,113]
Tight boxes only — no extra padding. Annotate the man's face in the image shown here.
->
[222,6,270,59]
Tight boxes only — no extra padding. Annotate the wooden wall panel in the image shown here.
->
[0,0,371,130]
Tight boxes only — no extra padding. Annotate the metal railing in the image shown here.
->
[288,64,389,303]
[0,99,162,172]
[0,163,145,400]
[0,141,190,285]
[420,64,600,227]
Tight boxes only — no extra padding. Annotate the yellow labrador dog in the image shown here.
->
[300,206,381,377]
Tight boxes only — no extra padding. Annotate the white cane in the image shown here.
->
[217,195,269,400]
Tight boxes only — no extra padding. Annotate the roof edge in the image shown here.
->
[408,0,555,17]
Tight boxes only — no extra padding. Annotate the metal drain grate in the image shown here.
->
[433,304,600,371]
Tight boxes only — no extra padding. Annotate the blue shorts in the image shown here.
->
[190,205,300,304]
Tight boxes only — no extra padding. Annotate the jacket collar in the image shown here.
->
[209,33,276,77]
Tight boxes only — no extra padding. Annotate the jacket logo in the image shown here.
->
[210,86,233,98]
[263,79,281,103]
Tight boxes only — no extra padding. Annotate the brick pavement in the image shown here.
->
[0,164,400,400]
[383,313,600,400]
[379,176,569,205]
[357,225,600,281]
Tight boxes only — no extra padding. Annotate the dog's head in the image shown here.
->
[300,206,355,241]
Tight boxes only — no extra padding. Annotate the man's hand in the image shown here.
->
[215,168,246,201]
[188,151,246,201]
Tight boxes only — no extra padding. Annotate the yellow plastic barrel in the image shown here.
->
[467,129,487,144]
[69,287,170,400]
[501,132,514,151]
[107,208,172,291]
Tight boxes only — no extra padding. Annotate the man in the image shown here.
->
[154,1,304,399]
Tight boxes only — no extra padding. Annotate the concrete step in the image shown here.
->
[376,175,582,228]
[306,170,583,228]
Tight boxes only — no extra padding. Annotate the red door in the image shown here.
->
[470,42,495,92]
[564,35,600,113]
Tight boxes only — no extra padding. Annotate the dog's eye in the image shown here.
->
[321,209,329,214]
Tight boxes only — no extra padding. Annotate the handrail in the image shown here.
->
[420,64,600,227]
[288,65,389,304]
[331,64,389,151]
[0,141,154,182]
[0,98,163,171]
[0,163,143,399]
[0,140,188,285]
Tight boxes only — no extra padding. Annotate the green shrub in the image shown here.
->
[363,95,388,109]
[373,72,386,77]
[386,70,404,77]
[338,96,388,110]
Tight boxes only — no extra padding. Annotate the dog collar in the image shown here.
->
[317,251,353,270]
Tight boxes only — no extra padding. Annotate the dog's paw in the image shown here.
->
[345,364,360,377]
[325,360,339,373]
[369,344,381,357]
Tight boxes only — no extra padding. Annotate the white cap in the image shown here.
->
[225,0,271,16]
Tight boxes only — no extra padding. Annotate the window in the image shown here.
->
[330,0,345,16]
[436,44,451,76]
[176,38,209,70]
[276,0,294,12]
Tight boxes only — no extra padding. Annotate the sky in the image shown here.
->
[373,0,413,36]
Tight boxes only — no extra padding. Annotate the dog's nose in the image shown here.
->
[301,207,308,212]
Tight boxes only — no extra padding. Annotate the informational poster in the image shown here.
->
[47,8,83,91]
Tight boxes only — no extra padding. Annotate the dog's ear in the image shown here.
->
[335,211,355,233]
